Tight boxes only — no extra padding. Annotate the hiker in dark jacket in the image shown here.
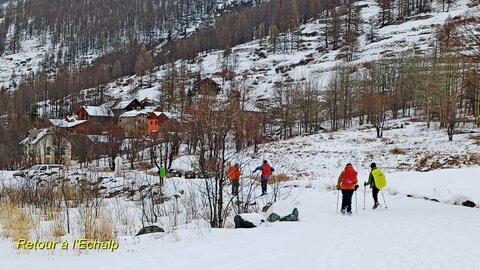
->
[253,160,274,196]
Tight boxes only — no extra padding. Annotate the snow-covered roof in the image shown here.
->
[119,110,148,118]
[151,111,179,119]
[20,128,50,145]
[119,106,155,118]
[49,119,87,128]
[113,99,139,110]
[83,105,114,117]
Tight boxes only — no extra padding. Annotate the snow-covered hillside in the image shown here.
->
[98,0,478,104]
[0,0,260,90]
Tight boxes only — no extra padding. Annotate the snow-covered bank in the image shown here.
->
[389,167,480,203]
[2,186,480,270]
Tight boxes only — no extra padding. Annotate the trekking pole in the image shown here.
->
[381,189,388,209]
[363,185,366,210]
[355,189,358,213]
[336,188,339,214]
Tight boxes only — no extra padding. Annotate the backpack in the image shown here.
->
[342,169,357,188]
[371,168,387,189]
[262,164,272,177]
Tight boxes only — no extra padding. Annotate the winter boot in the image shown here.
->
[373,202,380,209]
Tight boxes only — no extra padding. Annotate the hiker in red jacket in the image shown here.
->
[253,160,275,196]
[337,163,359,215]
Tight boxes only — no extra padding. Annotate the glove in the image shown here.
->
[355,184,359,190]
[336,185,340,190]
[364,182,367,187]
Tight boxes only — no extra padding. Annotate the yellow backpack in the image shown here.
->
[372,168,387,189]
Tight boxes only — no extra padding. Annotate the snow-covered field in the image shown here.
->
[2,176,480,270]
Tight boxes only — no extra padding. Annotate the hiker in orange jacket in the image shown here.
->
[228,163,240,196]
[337,163,359,215]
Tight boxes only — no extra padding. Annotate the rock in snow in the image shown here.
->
[265,201,300,222]
[234,213,265,228]
[462,200,476,208]
[136,225,165,236]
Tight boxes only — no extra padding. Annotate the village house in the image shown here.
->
[48,117,88,132]
[20,128,73,166]
[110,98,144,117]
[77,105,115,125]
[118,106,156,136]
[196,78,221,96]
[147,108,178,137]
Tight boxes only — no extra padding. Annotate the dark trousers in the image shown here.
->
[231,180,239,196]
[372,186,379,204]
[261,176,269,194]
[341,189,354,213]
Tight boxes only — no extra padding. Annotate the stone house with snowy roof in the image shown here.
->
[20,128,73,165]
[118,106,156,136]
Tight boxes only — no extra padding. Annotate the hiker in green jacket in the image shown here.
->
[364,162,381,209]
[154,159,166,186]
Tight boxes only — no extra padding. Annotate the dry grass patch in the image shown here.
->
[252,173,290,182]
[390,148,407,155]
[469,134,480,145]
[0,201,34,241]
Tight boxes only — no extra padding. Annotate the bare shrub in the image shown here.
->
[50,213,66,238]
[77,205,116,241]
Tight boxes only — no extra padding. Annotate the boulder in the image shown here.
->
[136,225,165,236]
[234,213,265,228]
[265,201,299,222]
[262,202,273,213]
[279,208,299,222]
[462,200,476,208]
[267,213,281,222]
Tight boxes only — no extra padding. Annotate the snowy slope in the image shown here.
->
[2,181,480,270]
[96,0,478,104]
[0,0,259,90]
[243,120,480,189]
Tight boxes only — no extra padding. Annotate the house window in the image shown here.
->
[155,120,158,125]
